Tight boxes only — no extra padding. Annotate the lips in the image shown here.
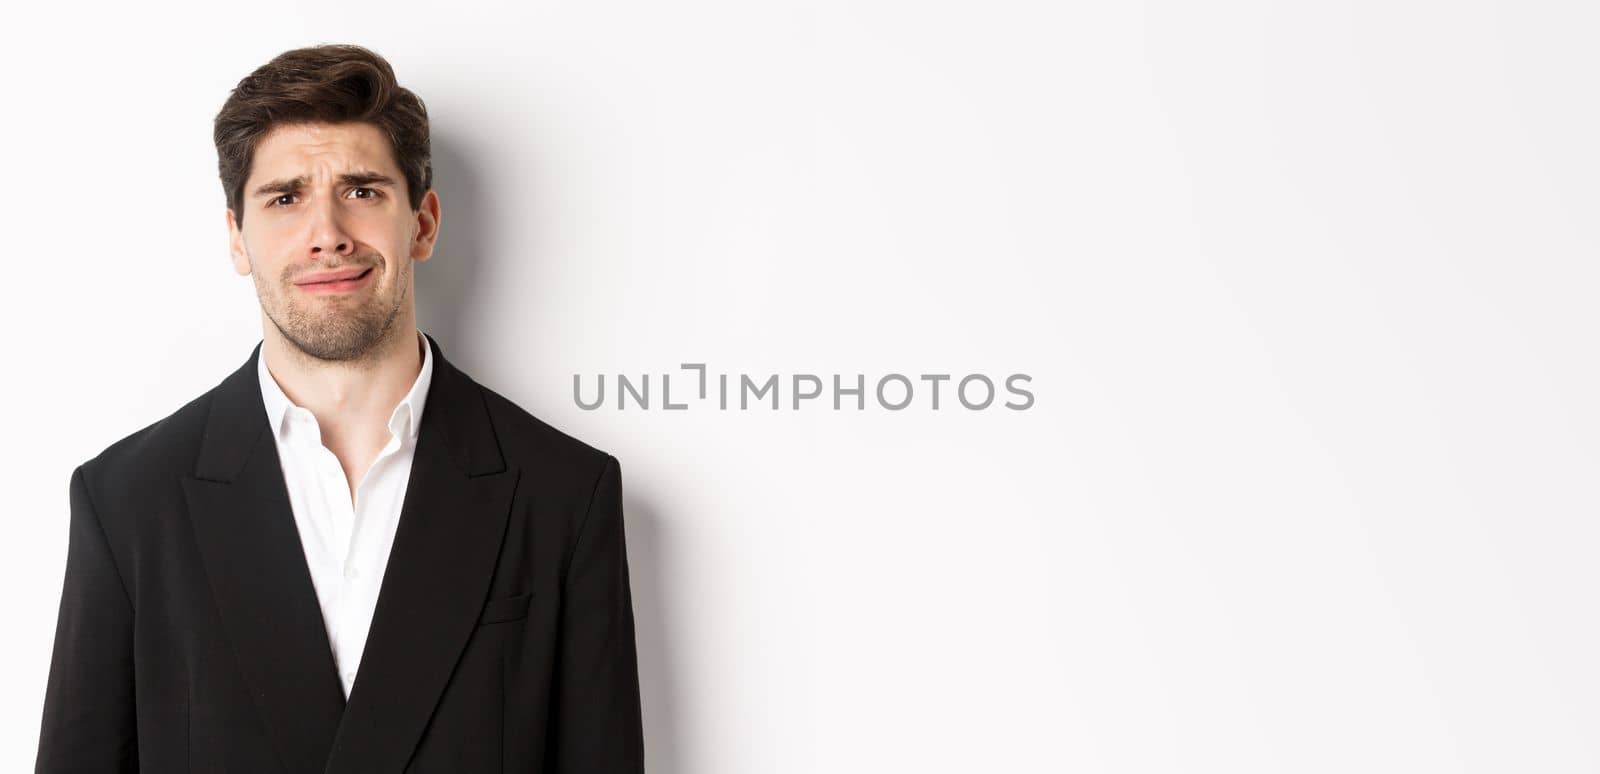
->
[297,267,373,285]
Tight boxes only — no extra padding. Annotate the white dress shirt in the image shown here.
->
[256,329,434,699]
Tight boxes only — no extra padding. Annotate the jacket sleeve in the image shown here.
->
[35,465,137,773]
[549,454,646,772]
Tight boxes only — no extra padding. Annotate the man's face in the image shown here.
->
[227,121,439,362]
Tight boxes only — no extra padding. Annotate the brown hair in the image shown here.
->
[214,44,432,226]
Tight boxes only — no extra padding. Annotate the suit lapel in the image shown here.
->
[182,341,347,774]
[183,333,520,774]
[324,331,520,772]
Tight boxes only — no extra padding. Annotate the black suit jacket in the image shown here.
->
[35,333,646,773]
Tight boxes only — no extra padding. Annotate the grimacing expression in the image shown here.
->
[227,121,438,363]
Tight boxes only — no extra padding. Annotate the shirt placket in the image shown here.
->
[328,431,405,692]
[290,410,360,689]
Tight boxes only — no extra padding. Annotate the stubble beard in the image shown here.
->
[257,254,411,366]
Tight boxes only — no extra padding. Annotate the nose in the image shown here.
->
[307,196,356,257]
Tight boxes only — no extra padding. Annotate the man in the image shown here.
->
[35,44,645,773]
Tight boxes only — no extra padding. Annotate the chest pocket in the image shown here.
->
[477,592,532,625]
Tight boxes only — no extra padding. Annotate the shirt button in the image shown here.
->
[344,566,360,580]
[344,671,356,682]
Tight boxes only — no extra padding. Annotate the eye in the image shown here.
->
[268,193,298,208]
[349,187,382,200]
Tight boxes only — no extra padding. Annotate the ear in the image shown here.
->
[410,189,441,262]
[226,209,251,276]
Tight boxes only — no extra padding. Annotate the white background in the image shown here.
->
[3,1,1597,771]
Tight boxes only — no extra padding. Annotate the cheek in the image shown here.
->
[364,222,417,266]
[244,219,295,256]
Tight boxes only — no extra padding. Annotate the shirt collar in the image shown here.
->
[257,329,434,446]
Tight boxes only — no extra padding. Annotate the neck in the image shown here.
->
[259,320,425,443]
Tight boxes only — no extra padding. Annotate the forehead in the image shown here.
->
[248,122,400,181]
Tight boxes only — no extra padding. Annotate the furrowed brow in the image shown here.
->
[252,176,307,198]
[339,171,398,188]
[250,171,397,199]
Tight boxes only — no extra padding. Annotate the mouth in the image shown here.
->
[295,267,374,294]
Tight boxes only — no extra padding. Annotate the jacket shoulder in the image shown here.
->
[474,380,616,481]
[77,384,216,494]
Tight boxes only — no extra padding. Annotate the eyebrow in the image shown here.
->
[251,171,399,198]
